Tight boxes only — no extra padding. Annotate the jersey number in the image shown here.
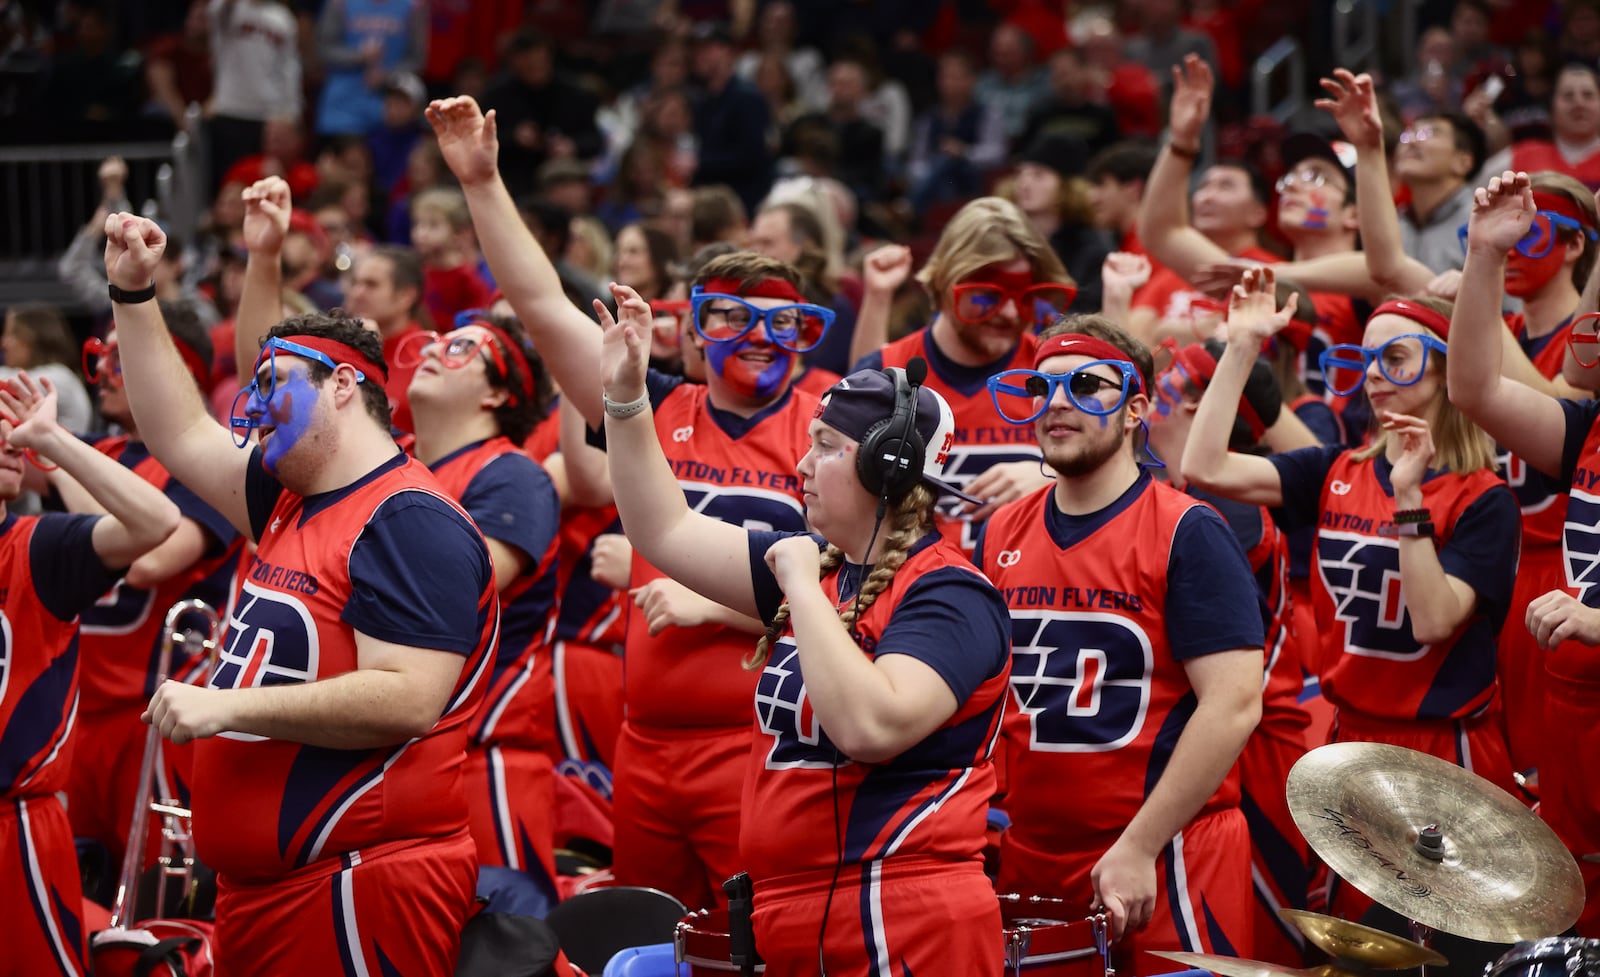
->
[755,639,840,769]
[1316,530,1423,660]
[1008,611,1153,753]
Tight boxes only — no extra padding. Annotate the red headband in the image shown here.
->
[1033,333,1145,393]
[170,336,210,391]
[272,335,389,384]
[479,323,537,404]
[1370,298,1451,341]
[699,277,808,305]
[1533,190,1591,230]
[1162,343,1268,438]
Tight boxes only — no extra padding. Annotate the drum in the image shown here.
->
[1486,939,1600,977]
[675,909,765,975]
[999,894,1108,977]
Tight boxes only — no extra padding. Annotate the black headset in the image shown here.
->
[855,357,928,501]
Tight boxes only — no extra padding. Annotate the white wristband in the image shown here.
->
[603,391,650,419]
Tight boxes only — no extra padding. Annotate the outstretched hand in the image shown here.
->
[425,96,501,188]
[103,213,166,291]
[0,371,62,452]
[1168,54,1214,147]
[1466,170,1536,257]
[1224,266,1299,345]
[242,176,293,256]
[1313,68,1384,150]
[596,281,654,405]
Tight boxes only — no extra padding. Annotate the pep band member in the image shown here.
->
[598,281,1012,976]
[1184,266,1519,921]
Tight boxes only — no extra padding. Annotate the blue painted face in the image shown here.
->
[252,367,320,474]
[705,334,793,400]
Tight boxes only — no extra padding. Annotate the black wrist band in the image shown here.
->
[108,281,156,304]
[1393,508,1432,525]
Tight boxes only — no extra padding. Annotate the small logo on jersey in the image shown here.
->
[756,639,840,768]
[997,549,1023,568]
[672,426,694,443]
[270,517,282,533]
[1331,480,1352,496]
[1317,531,1422,660]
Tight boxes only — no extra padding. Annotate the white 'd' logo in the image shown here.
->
[1330,480,1352,496]
[997,549,1023,567]
[672,426,694,443]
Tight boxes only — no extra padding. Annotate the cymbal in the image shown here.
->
[1147,950,1354,977]
[1278,909,1447,969]
[1287,742,1583,943]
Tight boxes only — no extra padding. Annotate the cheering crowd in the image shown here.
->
[7,1,1600,975]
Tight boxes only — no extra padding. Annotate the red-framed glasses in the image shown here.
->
[951,281,1078,329]
[1184,297,1229,341]
[650,298,691,336]
[393,326,509,376]
[1571,313,1600,369]
[83,337,121,386]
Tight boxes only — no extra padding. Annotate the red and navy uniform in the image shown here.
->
[428,437,561,895]
[548,503,626,773]
[1269,445,1520,917]
[1191,487,1312,965]
[1546,398,1600,935]
[67,435,242,873]
[2,512,120,977]
[976,475,1263,966]
[1495,314,1578,774]
[599,370,815,910]
[744,529,1011,977]
[857,330,1041,555]
[194,449,496,976]
[1285,396,1346,682]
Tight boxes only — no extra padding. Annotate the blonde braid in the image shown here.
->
[744,485,937,670]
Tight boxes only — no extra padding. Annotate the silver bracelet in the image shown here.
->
[603,391,650,419]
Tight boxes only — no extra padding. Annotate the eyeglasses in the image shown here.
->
[951,281,1078,329]
[987,362,1139,424]
[228,337,368,448]
[1456,210,1600,259]
[82,337,121,386]
[1569,312,1600,368]
[650,298,691,337]
[393,326,508,375]
[1274,166,1345,195]
[689,287,834,353]
[1317,333,1446,397]
[1398,125,1438,145]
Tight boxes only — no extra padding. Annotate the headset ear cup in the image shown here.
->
[856,417,893,496]
[855,367,926,500]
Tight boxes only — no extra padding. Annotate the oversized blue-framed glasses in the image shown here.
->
[988,362,1140,424]
[689,287,834,353]
[1457,210,1600,259]
[1318,333,1446,397]
[228,338,368,447]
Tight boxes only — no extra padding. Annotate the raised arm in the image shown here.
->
[557,390,614,508]
[428,96,606,426]
[1446,172,1569,478]
[1316,70,1434,295]
[1138,56,1231,281]
[1100,251,1152,334]
[104,214,254,537]
[1181,268,1295,505]
[2,373,180,568]
[235,177,293,376]
[849,244,911,367]
[599,283,758,617]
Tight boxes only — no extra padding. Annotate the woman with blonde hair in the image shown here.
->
[597,278,1010,975]
[1183,266,1520,920]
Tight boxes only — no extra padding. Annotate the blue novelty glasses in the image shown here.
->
[1317,333,1446,397]
[988,362,1140,424]
[1457,211,1600,259]
[228,337,368,447]
[689,287,835,353]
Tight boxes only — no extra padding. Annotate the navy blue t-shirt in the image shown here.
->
[23,512,122,620]
[245,447,492,656]
[435,443,559,567]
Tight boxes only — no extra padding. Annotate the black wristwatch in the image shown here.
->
[108,281,157,304]
[1379,520,1435,539]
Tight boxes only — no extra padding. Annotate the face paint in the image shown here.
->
[706,335,794,399]
[1505,246,1566,297]
[254,369,320,474]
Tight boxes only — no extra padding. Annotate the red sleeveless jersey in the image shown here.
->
[739,538,1009,882]
[1512,142,1600,192]
[980,482,1243,852]
[1311,452,1510,721]
[0,515,101,800]
[626,384,815,729]
[77,436,240,712]
[429,437,560,752]
[880,331,1041,554]
[191,460,496,881]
